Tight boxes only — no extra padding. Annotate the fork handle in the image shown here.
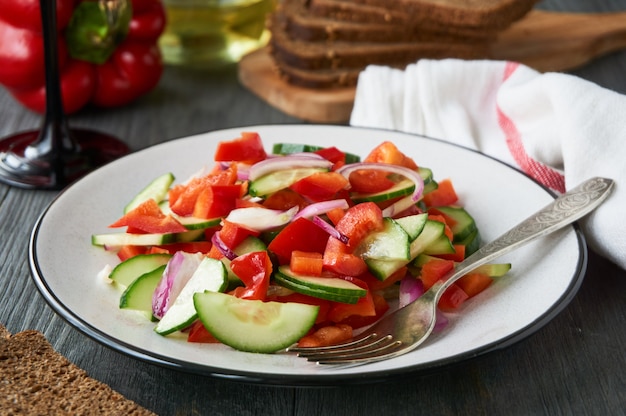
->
[433,177,614,296]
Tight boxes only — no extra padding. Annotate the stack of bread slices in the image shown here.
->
[269,0,539,88]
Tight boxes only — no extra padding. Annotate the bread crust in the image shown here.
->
[0,324,155,416]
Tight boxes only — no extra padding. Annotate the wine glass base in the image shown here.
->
[0,128,130,190]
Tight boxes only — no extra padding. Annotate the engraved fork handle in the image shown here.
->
[436,177,614,295]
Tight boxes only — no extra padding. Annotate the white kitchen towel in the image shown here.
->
[350,59,625,270]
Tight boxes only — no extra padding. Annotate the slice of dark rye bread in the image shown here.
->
[309,0,539,29]
[282,0,498,42]
[269,12,490,72]
[0,324,155,416]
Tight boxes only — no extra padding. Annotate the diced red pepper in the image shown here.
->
[423,179,459,207]
[313,146,346,165]
[364,141,418,170]
[331,292,390,329]
[214,132,267,164]
[358,267,408,291]
[327,277,376,323]
[456,272,493,298]
[290,251,324,276]
[108,199,187,234]
[436,244,466,262]
[187,320,220,343]
[297,324,353,348]
[438,283,469,311]
[348,170,395,194]
[289,171,349,202]
[262,189,309,211]
[168,165,238,216]
[229,251,272,301]
[323,202,383,276]
[419,257,455,290]
[192,184,242,219]
[267,217,330,264]
[116,245,147,262]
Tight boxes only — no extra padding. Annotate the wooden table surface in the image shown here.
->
[1,1,625,414]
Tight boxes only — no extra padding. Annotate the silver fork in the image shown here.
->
[287,177,614,365]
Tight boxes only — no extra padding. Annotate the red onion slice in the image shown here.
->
[152,251,204,319]
[225,206,298,231]
[399,276,424,308]
[211,232,237,260]
[336,162,425,217]
[293,199,349,220]
[248,155,332,181]
[312,215,349,244]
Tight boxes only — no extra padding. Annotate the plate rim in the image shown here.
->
[28,124,588,387]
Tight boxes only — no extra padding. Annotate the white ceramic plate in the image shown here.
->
[29,125,586,386]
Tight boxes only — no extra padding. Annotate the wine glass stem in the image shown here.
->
[25,0,77,161]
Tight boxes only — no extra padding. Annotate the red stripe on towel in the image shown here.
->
[497,62,566,193]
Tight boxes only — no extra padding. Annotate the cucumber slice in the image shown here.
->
[365,257,408,281]
[193,291,319,353]
[124,173,175,214]
[109,253,172,289]
[419,167,438,195]
[119,265,166,316]
[275,266,366,303]
[155,257,227,336]
[273,274,361,304]
[409,220,447,258]
[248,167,328,197]
[394,213,428,241]
[473,263,512,277]
[160,204,222,230]
[92,229,204,247]
[356,218,410,260]
[272,143,361,164]
[459,229,481,256]
[433,206,478,243]
[423,234,456,256]
[351,179,415,203]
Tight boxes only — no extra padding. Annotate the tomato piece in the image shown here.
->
[214,132,267,164]
[262,188,309,211]
[438,283,469,311]
[456,272,493,298]
[187,320,220,343]
[270,292,331,324]
[348,169,395,194]
[297,324,353,348]
[423,178,458,207]
[364,141,418,169]
[419,257,455,290]
[109,199,187,234]
[267,217,330,264]
[230,251,272,301]
[290,251,324,276]
[289,171,349,202]
[193,184,242,219]
[116,245,147,261]
[325,207,346,225]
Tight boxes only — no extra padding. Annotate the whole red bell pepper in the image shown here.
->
[0,0,166,114]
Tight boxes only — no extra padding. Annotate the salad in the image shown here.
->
[92,132,511,354]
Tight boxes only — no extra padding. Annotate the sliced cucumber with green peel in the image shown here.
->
[155,257,227,336]
[351,179,415,203]
[423,234,456,256]
[365,257,408,281]
[394,213,428,241]
[275,265,366,303]
[419,167,438,195]
[160,204,222,230]
[459,229,481,256]
[249,167,329,197]
[92,229,204,247]
[356,218,410,260]
[433,206,478,243]
[119,265,166,316]
[409,220,447,258]
[272,143,361,164]
[193,291,319,353]
[124,172,175,214]
[109,253,172,289]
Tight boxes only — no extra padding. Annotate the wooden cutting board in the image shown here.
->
[238,10,626,123]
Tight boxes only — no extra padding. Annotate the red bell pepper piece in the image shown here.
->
[187,320,220,343]
[108,199,187,234]
[423,179,459,207]
[364,141,418,170]
[229,251,272,301]
[0,0,166,114]
[290,250,324,276]
[289,171,349,202]
[267,217,330,265]
[323,202,384,276]
[296,324,353,348]
[348,169,395,194]
[214,132,267,164]
[456,272,493,298]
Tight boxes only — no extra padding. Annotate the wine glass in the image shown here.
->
[0,0,130,190]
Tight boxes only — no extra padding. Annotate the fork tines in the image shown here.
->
[287,333,403,364]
